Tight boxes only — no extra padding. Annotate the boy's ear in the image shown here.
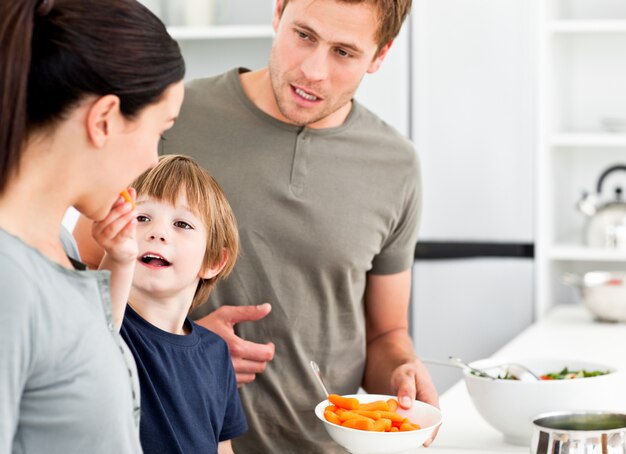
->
[199,249,229,280]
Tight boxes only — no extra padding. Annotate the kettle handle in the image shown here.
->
[596,164,626,194]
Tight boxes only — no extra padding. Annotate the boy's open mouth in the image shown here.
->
[139,253,171,268]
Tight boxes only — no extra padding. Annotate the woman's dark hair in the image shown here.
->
[0,0,185,193]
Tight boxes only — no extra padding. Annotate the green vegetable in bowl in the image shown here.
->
[539,367,610,380]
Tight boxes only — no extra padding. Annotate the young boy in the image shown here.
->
[93,155,247,454]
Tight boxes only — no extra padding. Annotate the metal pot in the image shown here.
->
[563,272,626,322]
[577,164,626,249]
[531,411,626,454]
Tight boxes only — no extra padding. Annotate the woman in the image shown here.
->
[0,1,185,453]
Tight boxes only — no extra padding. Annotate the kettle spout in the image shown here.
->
[577,191,597,217]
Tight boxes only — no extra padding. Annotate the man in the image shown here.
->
[75,0,439,452]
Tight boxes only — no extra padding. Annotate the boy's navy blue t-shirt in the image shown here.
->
[120,305,247,454]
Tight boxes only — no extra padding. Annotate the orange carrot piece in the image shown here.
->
[379,418,393,432]
[379,411,406,423]
[342,418,375,431]
[372,419,388,432]
[120,189,135,209]
[337,410,375,423]
[324,410,342,425]
[325,405,338,413]
[386,398,399,412]
[329,394,360,411]
[390,426,400,432]
[352,410,382,420]
[358,400,390,412]
[399,421,418,431]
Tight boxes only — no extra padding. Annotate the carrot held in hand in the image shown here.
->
[120,189,135,209]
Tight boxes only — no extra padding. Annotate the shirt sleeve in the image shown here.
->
[370,150,422,275]
[218,346,248,441]
[0,255,36,451]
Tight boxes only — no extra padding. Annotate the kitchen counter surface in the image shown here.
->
[426,304,626,453]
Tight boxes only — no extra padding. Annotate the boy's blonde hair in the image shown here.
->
[132,155,239,311]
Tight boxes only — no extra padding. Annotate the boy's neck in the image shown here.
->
[128,290,194,335]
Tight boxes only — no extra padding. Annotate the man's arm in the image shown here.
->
[362,269,439,445]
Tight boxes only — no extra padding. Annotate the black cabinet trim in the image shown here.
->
[414,241,534,260]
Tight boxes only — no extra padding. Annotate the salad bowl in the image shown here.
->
[464,358,625,445]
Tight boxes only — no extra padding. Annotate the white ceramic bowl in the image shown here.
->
[464,358,625,446]
[314,394,442,454]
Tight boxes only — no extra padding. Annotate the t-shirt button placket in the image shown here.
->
[291,132,311,197]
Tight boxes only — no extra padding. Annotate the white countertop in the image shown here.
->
[426,304,626,453]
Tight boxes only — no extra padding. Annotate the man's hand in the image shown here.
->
[390,358,440,447]
[195,303,275,385]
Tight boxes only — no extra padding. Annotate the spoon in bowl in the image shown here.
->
[422,356,540,381]
[310,360,331,398]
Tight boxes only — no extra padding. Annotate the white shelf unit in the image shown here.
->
[167,25,274,41]
[536,0,626,317]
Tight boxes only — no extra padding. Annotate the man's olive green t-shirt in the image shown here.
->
[162,68,421,454]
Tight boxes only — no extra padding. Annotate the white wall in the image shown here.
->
[410,0,536,393]
[412,0,535,242]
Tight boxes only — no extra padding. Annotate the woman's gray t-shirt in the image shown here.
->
[0,228,142,454]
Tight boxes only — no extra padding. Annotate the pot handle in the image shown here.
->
[561,273,582,288]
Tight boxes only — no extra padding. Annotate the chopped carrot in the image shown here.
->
[336,410,374,423]
[120,189,135,209]
[329,394,360,411]
[352,410,382,420]
[399,421,418,431]
[342,418,375,431]
[358,400,390,412]
[378,411,406,423]
[324,410,341,425]
[321,395,422,433]
[376,418,393,432]
[386,398,398,412]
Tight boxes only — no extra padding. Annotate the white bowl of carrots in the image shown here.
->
[314,394,442,454]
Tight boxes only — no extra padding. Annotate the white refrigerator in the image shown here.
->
[409,0,536,393]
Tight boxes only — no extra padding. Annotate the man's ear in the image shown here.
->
[199,249,229,280]
[272,0,284,32]
[367,40,393,74]
[85,94,121,148]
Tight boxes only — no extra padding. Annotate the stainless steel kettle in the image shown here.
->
[577,164,626,249]
[531,411,626,454]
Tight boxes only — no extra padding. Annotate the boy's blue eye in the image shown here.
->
[137,215,150,223]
